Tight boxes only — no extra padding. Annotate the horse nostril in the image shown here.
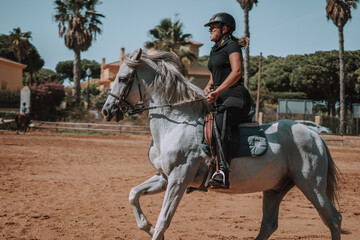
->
[102,109,108,117]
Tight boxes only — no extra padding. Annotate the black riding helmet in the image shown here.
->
[204,12,236,31]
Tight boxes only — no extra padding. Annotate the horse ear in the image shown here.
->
[134,48,142,61]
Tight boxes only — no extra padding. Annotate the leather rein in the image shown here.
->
[109,69,207,117]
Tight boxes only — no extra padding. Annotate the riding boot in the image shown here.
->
[209,139,230,189]
[209,105,231,189]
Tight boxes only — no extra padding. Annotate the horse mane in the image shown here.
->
[124,50,210,112]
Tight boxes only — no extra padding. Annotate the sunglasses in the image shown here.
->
[209,24,221,31]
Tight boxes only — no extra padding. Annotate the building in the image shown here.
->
[184,40,211,89]
[99,47,125,89]
[0,57,27,91]
[99,41,210,90]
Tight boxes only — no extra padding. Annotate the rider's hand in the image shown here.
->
[204,85,212,95]
[207,91,219,104]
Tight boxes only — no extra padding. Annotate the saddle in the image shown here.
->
[198,110,267,158]
[189,110,268,193]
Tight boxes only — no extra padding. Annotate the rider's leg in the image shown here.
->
[209,105,231,188]
[209,95,251,189]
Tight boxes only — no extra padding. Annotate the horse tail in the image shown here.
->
[321,137,342,206]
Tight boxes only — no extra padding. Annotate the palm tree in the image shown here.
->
[237,0,258,89]
[326,0,358,135]
[54,0,104,104]
[9,27,32,63]
[145,17,196,75]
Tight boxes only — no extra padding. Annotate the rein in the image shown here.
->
[110,91,207,116]
[109,64,207,117]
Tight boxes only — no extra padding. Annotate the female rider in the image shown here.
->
[204,12,252,189]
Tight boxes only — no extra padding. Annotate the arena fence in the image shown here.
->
[30,120,150,135]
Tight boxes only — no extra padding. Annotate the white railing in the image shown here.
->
[31,120,150,134]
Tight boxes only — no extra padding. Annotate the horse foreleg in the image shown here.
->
[255,180,294,240]
[129,173,167,237]
[152,169,195,240]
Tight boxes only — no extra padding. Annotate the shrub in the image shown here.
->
[0,89,20,108]
[30,82,65,121]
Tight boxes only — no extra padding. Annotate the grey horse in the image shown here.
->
[102,49,342,240]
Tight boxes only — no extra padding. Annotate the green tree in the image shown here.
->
[237,0,258,89]
[8,27,32,63]
[0,34,17,61]
[326,0,359,134]
[55,59,100,84]
[343,51,360,110]
[34,69,61,84]
[81,82,100,106]
[249,55,303,92]
[290,53,339,116]
[54,0,104,105]
[24,68,60,86]
[145,17,196,74]
[22,46,45,85]
[55,60,73,83]
[289,51,360,116]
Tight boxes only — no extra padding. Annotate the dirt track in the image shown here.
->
[0,131,359,239]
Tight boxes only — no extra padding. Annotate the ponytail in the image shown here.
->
[229,34,249,49]
[237,36,249,49]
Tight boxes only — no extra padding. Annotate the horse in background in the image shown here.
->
[15,114,30,134]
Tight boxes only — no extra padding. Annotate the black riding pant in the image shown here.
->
[214,93,251,170]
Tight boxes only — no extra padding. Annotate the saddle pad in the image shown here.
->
[231,126,268,158]
[197,116,268,158]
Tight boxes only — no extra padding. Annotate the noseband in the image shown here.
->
[109,69,144,117]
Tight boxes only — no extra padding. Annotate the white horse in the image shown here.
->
[102,49,342,240]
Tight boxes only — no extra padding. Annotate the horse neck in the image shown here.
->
[147,94,203,133]
[138,62,205,131]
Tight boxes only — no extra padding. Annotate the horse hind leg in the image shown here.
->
[128,173,167,237]
[294,146,342,238]
[255,179,294,240]
[296,182,342,240]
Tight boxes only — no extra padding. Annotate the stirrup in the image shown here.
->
[209,170,228,189]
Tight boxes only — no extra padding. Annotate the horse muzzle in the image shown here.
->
[102,105,124,122]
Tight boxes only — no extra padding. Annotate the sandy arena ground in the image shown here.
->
[0,130,359,239]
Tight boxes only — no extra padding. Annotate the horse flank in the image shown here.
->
[124,51,210,112]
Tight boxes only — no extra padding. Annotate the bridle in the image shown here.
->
[109,68,144,117]
[109,68,207,117]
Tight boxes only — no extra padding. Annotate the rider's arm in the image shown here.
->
[207,52,242,103]
[204,74,214,95]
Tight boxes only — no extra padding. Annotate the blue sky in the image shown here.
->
[0,0,359,72]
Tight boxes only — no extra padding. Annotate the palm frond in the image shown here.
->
[54,0,104,51]
[326,0,358,26]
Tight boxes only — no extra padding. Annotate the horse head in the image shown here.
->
[102,49,147,122]
[102,48,208,122]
